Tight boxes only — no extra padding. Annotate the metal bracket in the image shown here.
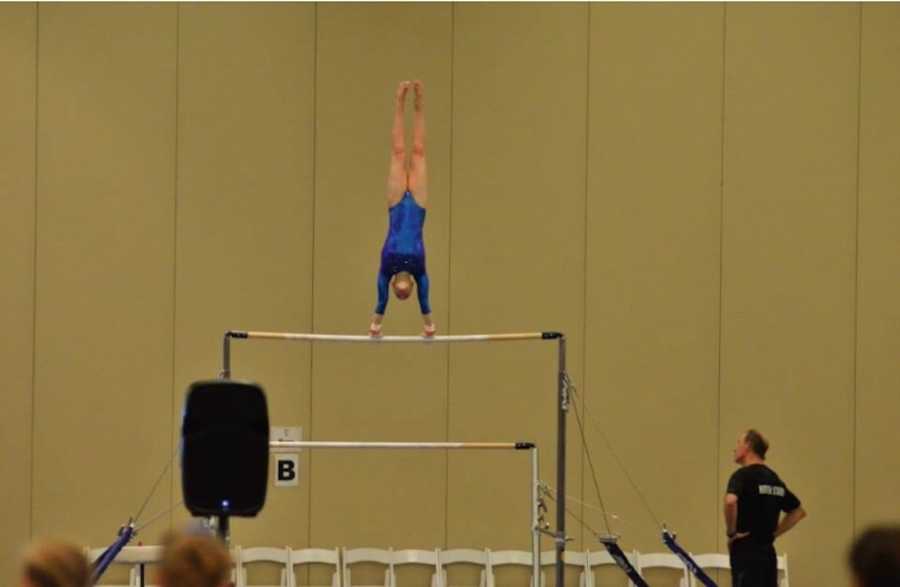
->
[560,373,571,412]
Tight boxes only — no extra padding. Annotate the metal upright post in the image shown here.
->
[556,336,567,587]
[221,332,232,379]
[214,515,230,545]
[531,446,541,587]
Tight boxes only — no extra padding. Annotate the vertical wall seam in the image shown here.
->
[169,2,181,529]
[715,1,728,554]
[29,0,40,539]
[307,1,318,551]
[443,2,455,551]
[851,3,863,533]
[580,1,591,550]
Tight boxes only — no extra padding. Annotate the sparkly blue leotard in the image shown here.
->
[375,191,430,315]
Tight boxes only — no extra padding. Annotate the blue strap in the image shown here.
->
[601,540,650,587]
[662,529,718,587]
[90,524,135,585]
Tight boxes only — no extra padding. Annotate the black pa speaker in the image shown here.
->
[181,380,269,517]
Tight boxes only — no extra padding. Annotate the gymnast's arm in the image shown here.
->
[370,272,390,335]
[416,272,435,336]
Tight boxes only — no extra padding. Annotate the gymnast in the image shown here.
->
[369,80,435,338]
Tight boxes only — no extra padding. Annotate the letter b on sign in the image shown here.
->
[275,454,299,487]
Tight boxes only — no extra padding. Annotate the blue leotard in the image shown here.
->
[375,191,430,315]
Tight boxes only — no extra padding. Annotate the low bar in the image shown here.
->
[269,439,541,586]
[270,440,532,450]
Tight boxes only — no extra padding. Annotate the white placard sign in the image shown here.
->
[274,454,299,487]
[271,426,303,443]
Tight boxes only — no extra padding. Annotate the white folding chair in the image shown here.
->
[87,545,162,587]
[689,553,730,587]
[538,550,592,587]
[392,549,441,587]
[236,547,293,587]
[586,549,642,587]
[289,548,340,587]
[637,553,688,587]
[438,549,489,587]
[342,547,394,587]
[486,550,535,587]
[777,553,789,587]
[120,546,163,587]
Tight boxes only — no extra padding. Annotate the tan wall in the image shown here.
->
[449,4,587,560]
[2,4,899,587]
[173,1,317,547]
[26,0,178,564]
[856,4,900,531]
[0,3,36,580]
[718,5,860,587]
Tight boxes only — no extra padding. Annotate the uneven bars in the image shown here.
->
[220,327,568,587]
[270,441,535,450]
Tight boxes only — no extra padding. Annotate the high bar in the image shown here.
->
[227,330,562,343]
[270,441,536,450]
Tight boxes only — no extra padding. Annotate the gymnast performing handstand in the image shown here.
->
[369,80,435,338]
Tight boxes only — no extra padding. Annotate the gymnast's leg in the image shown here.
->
[386,80,410,206]
[408,80,428,206]
[371,81,411,336]
[409,80,434,336]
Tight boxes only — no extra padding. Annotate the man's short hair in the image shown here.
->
[159,530,231,587]
[849,525,900,587]
[744,429,769,459]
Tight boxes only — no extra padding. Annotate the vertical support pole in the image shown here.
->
[556,336,567,587]
[214,515,231,545]
[221,333,231,379]
[531,446,541,587]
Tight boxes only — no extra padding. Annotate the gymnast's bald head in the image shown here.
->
[392,272,414,300]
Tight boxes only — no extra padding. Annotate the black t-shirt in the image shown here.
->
[726,464,801,552]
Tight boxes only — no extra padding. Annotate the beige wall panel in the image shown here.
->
[32,4,176,545]
[175,3,316,547]
[856,4,900,528]
[0,4,36,583]
[585,4,724,558]
[311,4,452,550]
[719,5,858,586]
[448,4,586,556]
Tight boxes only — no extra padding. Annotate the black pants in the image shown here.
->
[730,548,777,587]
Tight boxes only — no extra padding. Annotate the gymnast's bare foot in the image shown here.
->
[396,80,411,104]
[422,317,436,338]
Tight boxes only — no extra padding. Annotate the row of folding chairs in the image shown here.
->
[87,545,789,587]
